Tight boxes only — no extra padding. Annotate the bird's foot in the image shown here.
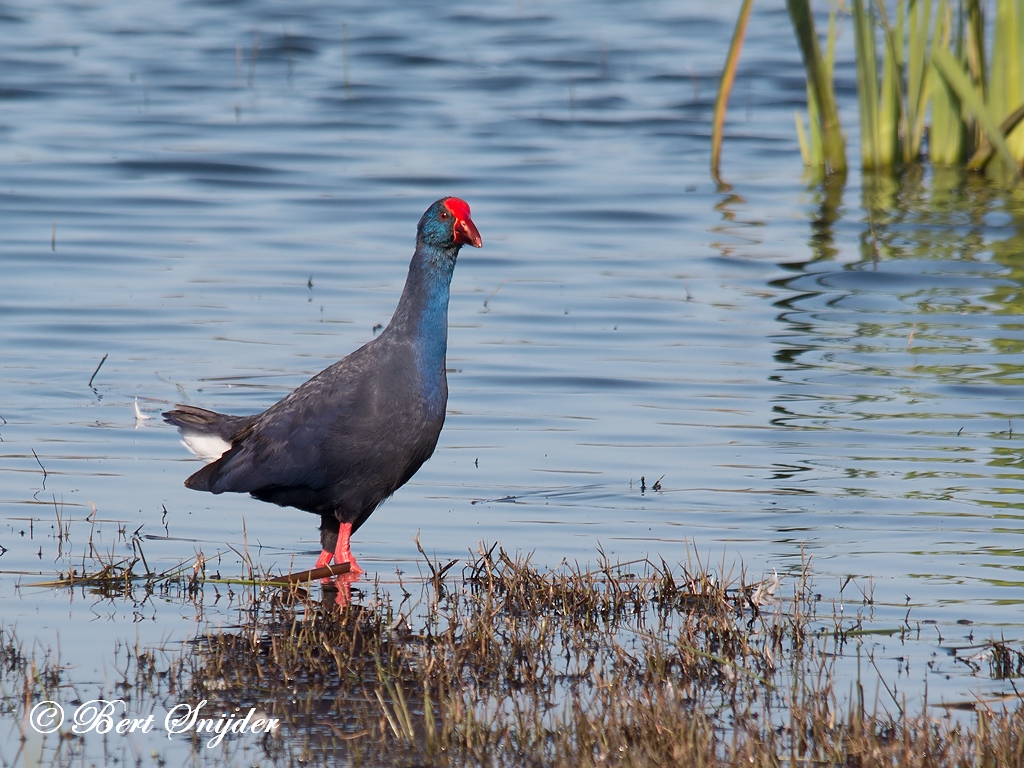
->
[314,546,362,601]
[331,524,364,575]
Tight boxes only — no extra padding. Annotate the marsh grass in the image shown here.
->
[6,541,1023,766]
[24,504,349,603]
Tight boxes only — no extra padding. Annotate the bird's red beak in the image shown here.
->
[453,216,482,248]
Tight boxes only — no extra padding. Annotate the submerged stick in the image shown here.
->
[267,562,352,585]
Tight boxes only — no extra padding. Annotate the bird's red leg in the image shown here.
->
[332,522,364,574]
[314,549,334,568]
[312,548,335,585]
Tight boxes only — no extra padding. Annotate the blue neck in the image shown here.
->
[388,242,458,399]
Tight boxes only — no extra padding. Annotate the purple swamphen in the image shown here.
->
[164,197,482,578]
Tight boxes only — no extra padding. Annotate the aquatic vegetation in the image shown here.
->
[5,546,1023,766]
[714,0,1024,182]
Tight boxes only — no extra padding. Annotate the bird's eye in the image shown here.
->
[439,210,451,220]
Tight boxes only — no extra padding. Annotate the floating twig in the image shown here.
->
[483,279,508,310]
[31,448,47,490]
[88,353,108,389]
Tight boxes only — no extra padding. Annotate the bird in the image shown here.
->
[164,197,482,580]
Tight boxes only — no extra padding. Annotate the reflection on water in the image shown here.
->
[0,2,1023,755]
[762,167,1024,609]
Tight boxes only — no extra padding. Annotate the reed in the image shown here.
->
[716,0,1024,182]
[788,0,847,177]
[928,0,966,165]
[711,0,755,185]
[854,0,1023,179]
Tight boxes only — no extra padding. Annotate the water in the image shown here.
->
[1,0,1023,756]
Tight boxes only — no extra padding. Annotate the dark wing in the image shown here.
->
[184,335,433,517]
[184,355,369,500]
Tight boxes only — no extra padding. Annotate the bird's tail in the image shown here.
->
[163,405,252,465]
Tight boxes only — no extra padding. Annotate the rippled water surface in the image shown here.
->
[2,0,1024,755]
